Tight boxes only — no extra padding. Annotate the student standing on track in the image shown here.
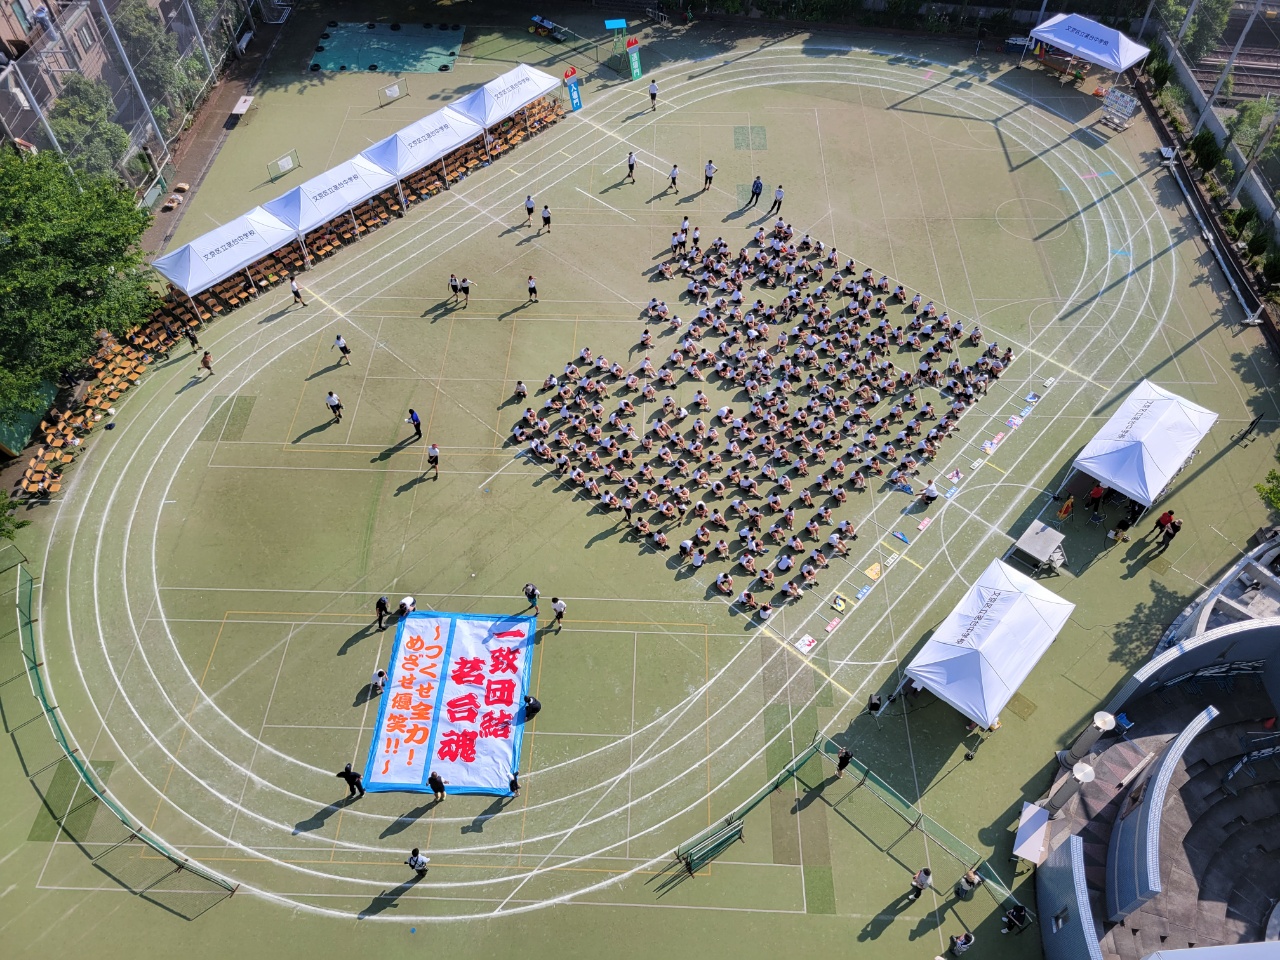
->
[427,443,440,478]
[551,596,566,630]
[649,80,658,110]
[337,763,365,798]
[528,275,539,303]
[459,277,472,307]
[199,351,214,377]
[703,160,717,191]
[375,595,390,631]
[428,771,448,802]
[541,205,552,234]
[669,164,680,193]
[406,848,430,875]
[332,334,351,365]
[524,194,535,226]
[325,391,343,422]
[448,273,460,302]
[766,184,785,215]
[523,582,540,615]
[291,277,308,306]
[626,151,637,182]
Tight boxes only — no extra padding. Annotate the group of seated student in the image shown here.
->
[517,217,1012,616]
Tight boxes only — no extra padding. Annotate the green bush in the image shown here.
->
[1190,128,1225,172]
[1263,246,1280,285]
[1248,230,1269,257]
[1149,59,1174,91]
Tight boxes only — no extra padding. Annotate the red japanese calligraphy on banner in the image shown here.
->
[364,612,535,795]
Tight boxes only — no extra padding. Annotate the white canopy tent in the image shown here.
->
[152,206,298,297]
[1071,381,1217,508]
[905,559,1075,729]
[1029,13,1150,73]
[360,106,484,179]
[262,155,400,238]
[452,63,560,128]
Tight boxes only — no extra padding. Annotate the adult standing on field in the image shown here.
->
[766,184,784,216]
[649,79,658,111]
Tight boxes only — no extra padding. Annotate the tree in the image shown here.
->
[1189,128,1225,174]
[47,74,129,179]
[1257,457,1280,513]
[1227,99,1272,154]
[1184,0,1232,63]
[0,149,158,423]
[112,0,181,132]
[0,490,30,542]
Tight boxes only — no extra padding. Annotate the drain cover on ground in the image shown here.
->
[1006,692,1037,720]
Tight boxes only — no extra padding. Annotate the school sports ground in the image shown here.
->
[3,4,1279,959]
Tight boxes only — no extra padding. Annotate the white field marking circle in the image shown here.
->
[994,198,1071,242]
[42,48,1173,919]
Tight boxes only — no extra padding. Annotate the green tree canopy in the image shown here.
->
[0,149,158,423]
[47,74,130,179]
[112,0,181,116]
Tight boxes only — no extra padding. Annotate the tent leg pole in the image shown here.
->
[187,294,201,323]
[350,210,360,240]
[245,268,258,298]
[441,158,450,190]
[395,182,408,214]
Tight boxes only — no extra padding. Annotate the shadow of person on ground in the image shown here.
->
[357,873,425,918]
[792,774,837,813]
[338,623,377,656]
[305,361,346,381]
[857,892,913,941]
[291,419,337,444]
[371,437,415,463]
[293,795,354,834]
[460,796,510,834]
[379,800,438,839]
[353,682,377,707]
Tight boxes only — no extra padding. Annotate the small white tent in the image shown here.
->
[1072,381,1217,508]
[1030,13,1150,73]
[152,207,297,296]
[452,63,560,128]
[262,155,399,237]
[906,559,1075,729]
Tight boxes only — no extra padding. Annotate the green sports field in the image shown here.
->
[3,6,1279,959]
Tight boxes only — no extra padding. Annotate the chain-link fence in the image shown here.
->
[0,0,260,201]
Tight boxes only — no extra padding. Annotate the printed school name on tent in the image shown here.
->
[364,612,536,796]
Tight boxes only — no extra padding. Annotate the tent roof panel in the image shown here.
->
[262,155,398,234]
[905,559,1075,727]
[452,63,560,127]
[152,207,297,296]
[1072,380,1218,507]
[1030,13,1150,73]
[359,106,483,178]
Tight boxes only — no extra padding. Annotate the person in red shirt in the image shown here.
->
[1151,509,1175,538]
[1086,483,1106,511]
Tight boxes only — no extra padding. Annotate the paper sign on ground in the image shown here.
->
[364,611,535,796]
[792,634,818,655]
[865,562,882,581]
